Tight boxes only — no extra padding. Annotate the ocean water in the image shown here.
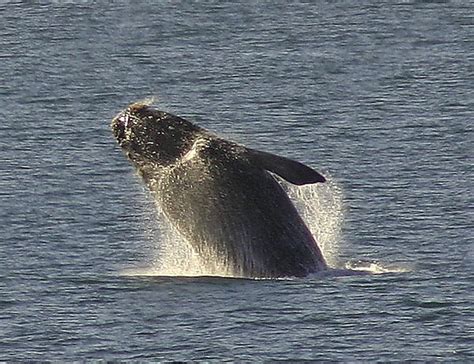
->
[1,1,473,361]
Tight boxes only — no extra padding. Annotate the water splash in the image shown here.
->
[123,174,347,278]
[149,217,239,278]
[285,174,345,268]
[126,193,239,277]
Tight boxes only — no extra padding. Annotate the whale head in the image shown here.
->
[111,102,203,169]
[112,101,326,185]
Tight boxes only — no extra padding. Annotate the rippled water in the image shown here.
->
[1,1,472,361]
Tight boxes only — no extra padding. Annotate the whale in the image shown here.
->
[111,101,328,278]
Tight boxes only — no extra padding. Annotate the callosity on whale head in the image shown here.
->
[111,101,205,168]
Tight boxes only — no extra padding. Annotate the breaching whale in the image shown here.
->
[111,101,327,278]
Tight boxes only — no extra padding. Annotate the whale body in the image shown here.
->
[111,102,327,278]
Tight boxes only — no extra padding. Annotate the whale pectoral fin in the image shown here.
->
[247,148,326,185]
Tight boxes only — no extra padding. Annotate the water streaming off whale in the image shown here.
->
[123,174,345,278]
[123,172,407,278]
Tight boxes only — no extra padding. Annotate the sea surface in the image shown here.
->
[1,0,473,361]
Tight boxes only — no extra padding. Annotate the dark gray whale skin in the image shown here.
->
[111,102,327,278]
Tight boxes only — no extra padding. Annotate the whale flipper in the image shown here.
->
[247,148,326,186]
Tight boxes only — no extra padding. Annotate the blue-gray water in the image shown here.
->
[1,1,473,361]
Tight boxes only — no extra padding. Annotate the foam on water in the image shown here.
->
[343,260,411,274]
